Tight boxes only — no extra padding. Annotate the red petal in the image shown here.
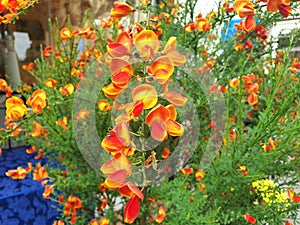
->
[293,195,300,203]
[244,15,256,33]
[132,84,158,110]
[124,196,140,224]
[118,182,144,200]
[107,43,129,57]
[112,71,131,88]
[244,213,256,224]
[145,104,170,125]
[167,50,186,66]
[151,119,167,142]
[102,83,123,98]
[110,58,133,76]
[105,169,127,189]
[166,119,184,136]
[164,91,188,106]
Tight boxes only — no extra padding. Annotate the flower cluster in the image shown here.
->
[99,22,187,223]
[0,0,38,24]
[251,179,289,209]
[234,0,292,33]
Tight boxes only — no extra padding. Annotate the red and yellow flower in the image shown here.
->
[133,29,160,60]
[101,122,135,156]
[27,89,47,113]
[155,206,166,223]
[100,152,132,189]
[146,104,184,142]
[6,96,28,120]
[111,1,134,18]
[6,166,27,179]
[244,213,256,224]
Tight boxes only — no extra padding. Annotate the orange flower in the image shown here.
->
[132,84,158,110]
[239,165,248,176]
[184,22,197,32]
[56,116,68,130]
[111,71,132,88]
[163,37,186,66]
[107,31,132,57]
[133,30,160,60]
[43,46,52,58]
[99,218,109,225]
[111,1,134,18]
[90,218,110,225]
[0,78,12,97]
[243,15,256,33]
[98,100,112,111]
[102,83,123,98]
[6,166,27,179]
[163,91,188,106]
[195,169,205,181]
[246,83,259,94]
[100,198,108,209]
[234,42,243,51]
[146,104,184,141]
[26,145,36,154]
[101,122,135,156]
[0,78,8,90]
[59,84,74,96]
[33,165,48,182]
[110,58,133,76]
[288,58,300,73]
[22,62,34,70]
[43,185,54,199]
[60,28,72,40]
[6,96,28,120]
[162,147,170,159]
[77,27,96,39]
[196,17,211,31]
[124,195,140,224]
[288,190,300,202]
[247,92,258,105]
[229,78,240,88]
[244,213,256,224]
[242,73,256,83]
[31,121,48,138]
[26,89,47,113]
[180,167,193,175]
[148,56,174,84]
[75,109,90,120]
[265,0,292,17]
[53,220,65,225]
[285,220,293,225]
[184,16,211,32]
[244,40,253,49]
[101,152,132,176]
[124,100,144,118]
[234,0,255,18]
[45,78,57,88]
[100,152,132,190]
[155,206,166,223]
[90,219,99,225]
[118,182,144,200]
[6,122,22,137]
[64,195,82,224]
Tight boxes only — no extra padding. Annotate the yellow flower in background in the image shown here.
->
[251,179,289,210]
